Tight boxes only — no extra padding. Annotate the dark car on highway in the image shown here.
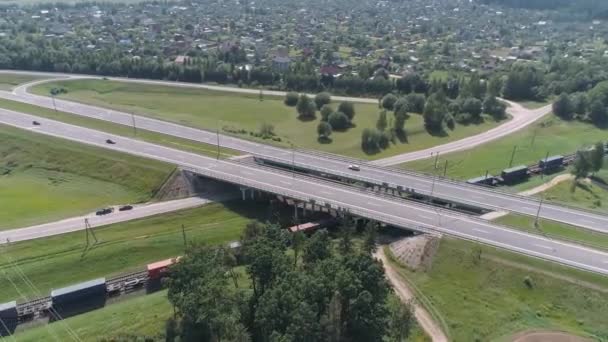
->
[119,205,133,211]
[105,139,116,144]
[95,208,114,216]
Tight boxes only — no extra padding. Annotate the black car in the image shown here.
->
[119,205,133,211]
[32,121,41,126]
[105,139,116,144]
[95,207,114,216]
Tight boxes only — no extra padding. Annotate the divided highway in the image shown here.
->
[0,77,606,234]
[1,109,608,275]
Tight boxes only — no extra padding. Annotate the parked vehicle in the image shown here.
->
[118,205,133,211]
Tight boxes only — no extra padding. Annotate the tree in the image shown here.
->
[302,230,331,266]
[284,92,299,106]
[423,92,448,132]
[553,93,574,120]
[405,93,426,113]
[572,150,591,180]
[328,111,350,130]
[338,101,356,121]
[361,128,383,153]
[259,122,275,138]
[588,99,608,126]
[317,121,333,140]
[296,94,316,119]
[376,110,388,131]
[387,299,414,342]
[393,97,411,115]
[462,97,483,121]
[571,93,588,115]
[502,63,544,101]
[320,104,334,122]
[483,95,507,120]
[314,92,332,110]
[381,93,398,110]
[167,245,244,341]
[487,76,503,97]
[590,142,605,173]
[362,221,378,253]
[393,110,407,134]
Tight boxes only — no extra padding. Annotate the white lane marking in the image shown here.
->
[27,126,42,130]
[280,180,292,185]
[534,244,554,251]
[367,201,382,207]
[320,190,333,195]
[418,214,434,221]
[579,219,595,224]
[240,171,254,176]
[473,228,490,234]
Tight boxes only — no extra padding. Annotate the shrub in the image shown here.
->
[523,276,534,289]
[317,121,332,139]
[381,93,398,110]
[314,92,332,110]
[284,92,299,106]
[320,105,334,122]
[296,94,316,119]
[328,111,350,130]
[338,102,356,121]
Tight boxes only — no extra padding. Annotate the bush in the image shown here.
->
[284,92,299,106]
[328,111,350,130]
[454,112,473,124]
[393,97,411,114]
[338,102,356,121]
[462,97,483,120]
[523,276,534,289]
[381,93,398,110]
[317,121,332,139]
[406,93,426,113]
[259,122,275,138]
[314,92,332,110]
[320,105,334,122]
[296,94,316,119]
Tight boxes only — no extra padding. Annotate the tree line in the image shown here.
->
[166,222,415,342]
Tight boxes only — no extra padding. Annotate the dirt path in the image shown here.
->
[518,174,574,196]
[375,248,449,342]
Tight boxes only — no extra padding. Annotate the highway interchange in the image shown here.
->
[1,107,608,275]
[0,73,606,234]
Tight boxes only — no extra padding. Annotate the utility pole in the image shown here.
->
[291,143,296,178]
[443,160,448,178]
[534,195,544,229]
[541,151,549,179]
[181,224,187,247]
[216,122,221,160]
[84,218,98,247]
[530,128,538,147]
[131,113,137,136]
[51,94,57,113]
[434,152,440,170]
[508,145,517,168]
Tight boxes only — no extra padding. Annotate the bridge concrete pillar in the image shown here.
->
[240,187,248,201]
[294,201,299,222]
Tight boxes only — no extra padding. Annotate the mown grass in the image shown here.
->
[0,124,174,230]
[541,178,608,211]
[0,201,274,303]
[0,73,43,91]
[31,79,501,160]
[495,214,608,251]
[0,98,238,158]
[404,116,608,181]
[385,238,608,341]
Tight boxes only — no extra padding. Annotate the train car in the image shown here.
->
[539,155,564,171]
[466,175,497,186]
[500,165,529,184]
[146,258,180,293]
[50,278,106,320]
[0,301,17,337]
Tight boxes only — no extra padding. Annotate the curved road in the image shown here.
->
[2,69,551,166]
[1,109,607,276]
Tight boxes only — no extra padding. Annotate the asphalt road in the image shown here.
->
[0,196,220,244]
[0,75,605,234]
[1,109,607,275]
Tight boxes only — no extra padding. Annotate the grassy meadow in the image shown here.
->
[31,79,502,160]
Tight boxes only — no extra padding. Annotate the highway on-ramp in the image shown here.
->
[1,109,607,276]
[0,76,605,234]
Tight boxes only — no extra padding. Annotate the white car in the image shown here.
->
[348,164,360,171]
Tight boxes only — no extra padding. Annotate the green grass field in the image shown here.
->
[13,290,173,341]
[31,79,501,160]
[385,238,608,341]
[0,124,174,229]
[0,73,43,91]
[495,214,608,251]
[0,98,237,158]
[0,201,271,303]
[404,116,607,181]
[540,178,608,211]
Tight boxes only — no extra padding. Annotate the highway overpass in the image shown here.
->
[1,108,607,276]
[1,83,607,233]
